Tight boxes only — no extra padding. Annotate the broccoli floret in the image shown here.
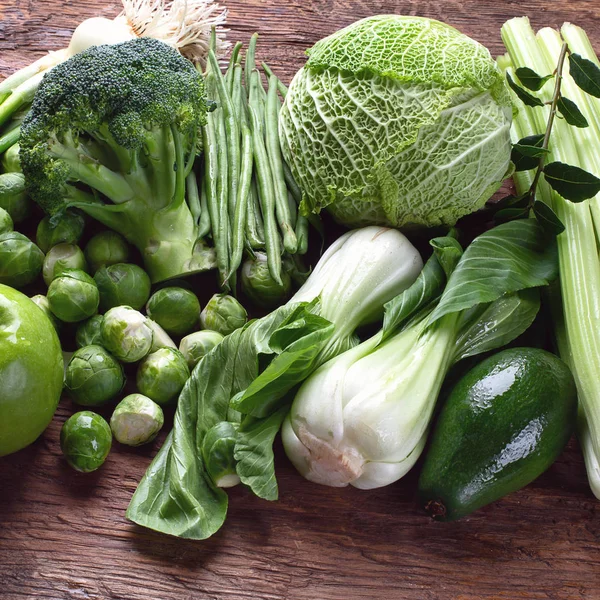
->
[20,38,213,283]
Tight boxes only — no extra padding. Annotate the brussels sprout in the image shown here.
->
[0,232,44,288]
[136,348,190,405]
[146,287,200,336]
[201,421,240,487]
[42,243,87,286]
[147,319,177,352]
[94,263,151,311]
[64,345,125,406]
[110,394,164,446]
[101,306,154,363]
[200,294,248,337]
[241,252,292,309]
[47,269,99,323]
[75,315,105,348]
[179,330,224,369]
[60,411,112,473]
[0,207,13,234]
[84,231,130,274]
[2,142,21,173]
[0,172,30,223]
[36,212,85,253]
[31,294,61,333]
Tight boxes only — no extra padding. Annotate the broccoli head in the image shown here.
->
[20,38,214,283]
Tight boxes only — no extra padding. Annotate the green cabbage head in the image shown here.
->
[279,15,513,228]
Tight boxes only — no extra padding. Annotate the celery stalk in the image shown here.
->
[501,17,600,499]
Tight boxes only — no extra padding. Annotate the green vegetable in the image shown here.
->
[60,411,112,473]
[179,330,224,369]
[75,314,104,348]
[47,269,99,322]
[202,421,240,487]
[84,231,130,274]
[0,284,63,456]
[146,287,200,336]
[127,226,426,539]
[110,393,164,446]
[64,345,125,406]
[282,221,557,490]
[94,263,151,312]
[0,207,13,234]
[136,347,190,406]
[30,294,61,333]
[36,211,85,253]
[19,38,213,283]
[200,293,248,336]
[0,231,44,288]
[101,306,154,363]
[0,172,30,223]
[280,16,512,228]
[42,243,87,286]
[241,252,292,308]
[501,18,600,499]
[418,348,577,521]
[2,142,21,173]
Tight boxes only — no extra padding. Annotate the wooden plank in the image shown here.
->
[1,2,600,599]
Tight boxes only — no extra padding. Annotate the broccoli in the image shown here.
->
[20,38,214,283]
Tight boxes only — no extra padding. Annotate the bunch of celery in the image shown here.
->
[499,17,600,498]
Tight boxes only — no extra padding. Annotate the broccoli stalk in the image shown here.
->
[20,38,215,283]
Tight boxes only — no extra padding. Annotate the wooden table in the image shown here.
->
[1,1,599,599]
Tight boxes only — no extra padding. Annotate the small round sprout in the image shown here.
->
[0,172,30,223]
[94,263,151,312]
[146,287,200,336]
[201,421,240,488]
[0,207,13,234]
[136,347,190,406]
[241,252,292,309]
[47,269,99,323]
[84,231,130,274]
[0,232,44,288]
[65,345,125,406]
[200,294,248,337]
[75,314,105,348]
[42,243,87,286]
[179,330,224,370]
[30,294,61,333]
[101,306,154,363]
[110,394,164,446]
[2,143,21,173]
[147,319,177,352]
[36,212,85,253]
[60,411,112,473]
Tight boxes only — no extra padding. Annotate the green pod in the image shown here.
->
[201,421,240,487]
[418,347,577,521]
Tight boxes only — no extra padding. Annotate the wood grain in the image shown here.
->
[1,2,600,599]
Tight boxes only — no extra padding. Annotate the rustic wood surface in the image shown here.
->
[1,1,600,599]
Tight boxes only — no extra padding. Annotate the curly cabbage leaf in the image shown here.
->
[279,15,513,228]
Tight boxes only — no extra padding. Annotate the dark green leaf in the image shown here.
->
[428,220,558,324]
[557,96,589,127]
[452,289,540,363]
[234,408,288,500]
[533,200,565,236]
[543,161,600,202]
[488,193,530,210]
[569,53,600,98]
[506,73,544,107]
[431,237,463,280]
[511,134,545,171]
[515,67,553,91]
[494,207,530,223]
[381,235,462,342]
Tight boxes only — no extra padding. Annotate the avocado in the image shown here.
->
[418,347,577,521]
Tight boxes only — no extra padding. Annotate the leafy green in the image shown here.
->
[568,53,600,98]
[543,161,600,202]
[556,96,589,127]
[533,200,565,236]
[515,66,553,91]
[506,73,544,107]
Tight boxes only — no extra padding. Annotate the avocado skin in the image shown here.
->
[418,347,577,521]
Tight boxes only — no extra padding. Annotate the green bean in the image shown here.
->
[295,214,309,255]
[246,34,267,105]
[262,62,289,97]
[186,169,202,226]
[208,50,240,234]
[266,74,297,254]
[287,191,298,229]
[283,160,302,204]
[199,168,211,238]
[225,42,243,95]
[246,179,265,249]
[249,70,282,285]
[231,63,244,123]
